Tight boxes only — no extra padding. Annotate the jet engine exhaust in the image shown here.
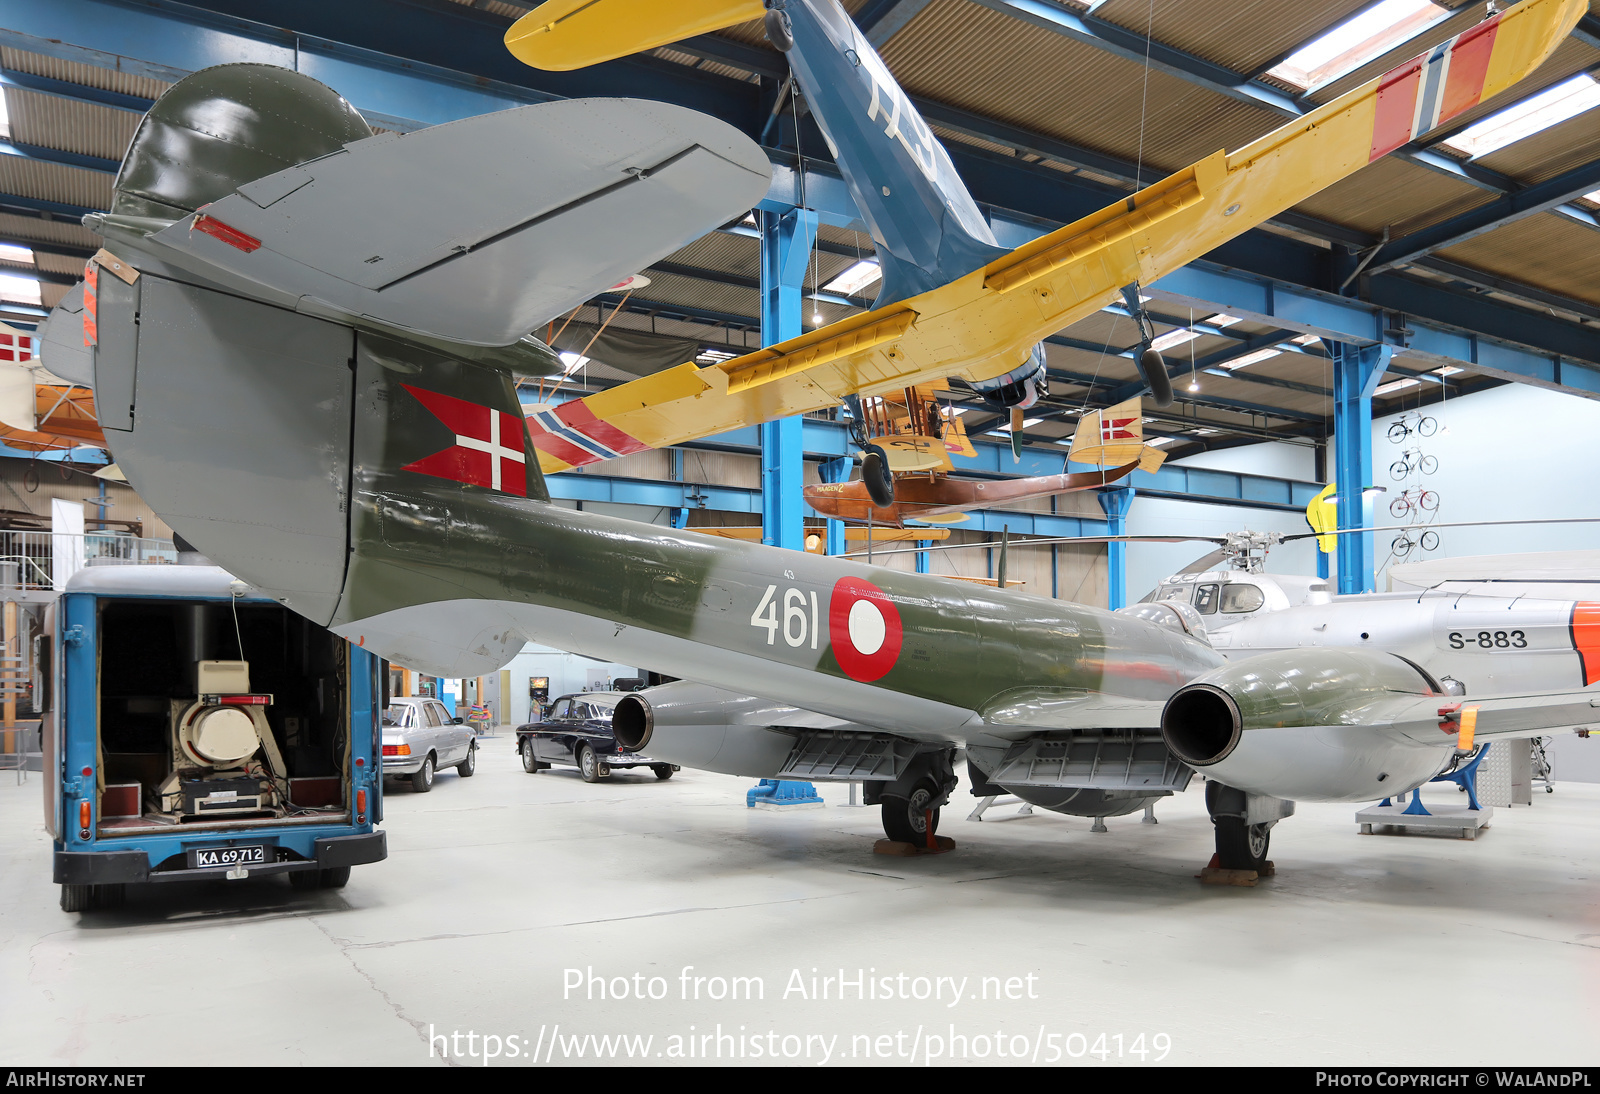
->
[613,694,653,752]
[1160,684,1241,766]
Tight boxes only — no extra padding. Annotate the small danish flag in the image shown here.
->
[401,385,528,497]
[1101,415,1137,443]
[0,326,35,364]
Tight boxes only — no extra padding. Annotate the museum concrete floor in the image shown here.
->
[2,739,1596,1067]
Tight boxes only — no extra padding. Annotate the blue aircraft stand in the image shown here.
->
[747,779,825,808]
[1359,744,1493,839]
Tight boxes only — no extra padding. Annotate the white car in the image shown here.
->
[381,697,476,792]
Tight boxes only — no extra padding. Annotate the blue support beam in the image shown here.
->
[1331,343,1391,595]
[0,138,122,175]
[1098,487,1135,610]
[1365,156,1600,274]
[817,456,852,556]
[758,206,818,552]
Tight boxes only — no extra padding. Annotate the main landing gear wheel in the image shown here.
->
[578,744,603,783]
[411,753,435,793]
[861,444,895,509]
[1213,816,1271,873]
[881,781,940,845]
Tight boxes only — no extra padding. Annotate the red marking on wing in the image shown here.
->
[554,400,651,457]
[1572,602,1600,685]
[1371,60,1423,161]
[1439,15,1500,125]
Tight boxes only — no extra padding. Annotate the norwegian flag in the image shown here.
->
[1100,415,1138,443]
[0,325,35,364]
[401,385,528,497]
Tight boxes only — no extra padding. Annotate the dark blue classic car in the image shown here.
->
[514,691,678,782]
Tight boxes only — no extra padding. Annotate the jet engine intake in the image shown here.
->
[1159,648,1453,802]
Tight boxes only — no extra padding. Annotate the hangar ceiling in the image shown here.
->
[1,0,1598,461]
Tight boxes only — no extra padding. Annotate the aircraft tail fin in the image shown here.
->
[505,0,766,71]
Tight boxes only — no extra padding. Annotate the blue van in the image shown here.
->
[45,562,386,911]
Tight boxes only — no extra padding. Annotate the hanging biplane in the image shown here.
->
[43,0,1599,874]
[805,396,1167,527]
[0,323,104,453]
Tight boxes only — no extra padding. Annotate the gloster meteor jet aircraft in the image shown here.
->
[41,0,1600,872]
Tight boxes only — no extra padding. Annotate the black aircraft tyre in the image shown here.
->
[1214,815,1271,873]
[882,781,940,844]
[862,445,895,508]
[653,764,675,781]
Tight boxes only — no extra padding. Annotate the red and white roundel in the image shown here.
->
[829,577,903,682]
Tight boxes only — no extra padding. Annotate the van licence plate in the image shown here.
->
[188,845,267,869]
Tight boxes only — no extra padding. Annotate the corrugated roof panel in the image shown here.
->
[1308,4,1483,104]
[32,251,86,277]
[1093,0,1365,79]
[0,157,113,211]
[883,1,1286,178]
[41,282,69,309]
[0,46,170,102]
[4,89,139,162]
[633,269,760,320]
[0,212,99,251]
[1293,156,1488,236]
[1434,212,1600,306]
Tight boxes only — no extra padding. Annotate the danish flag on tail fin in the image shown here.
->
[0,324,35,364]
[402,385,529,497]
[1068,397,1146,469]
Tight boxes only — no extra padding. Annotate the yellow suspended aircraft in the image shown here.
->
[514,0,1585,479]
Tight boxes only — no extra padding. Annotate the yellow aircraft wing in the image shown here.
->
[523,0,1583,474]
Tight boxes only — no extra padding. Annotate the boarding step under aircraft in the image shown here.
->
[39,0,1599,873]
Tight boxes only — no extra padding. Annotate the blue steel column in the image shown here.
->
[1331,343,1392,594]
[1099,488,1135,609]
[759,206,819,551]
[915,541,931,573]
[749,205,823,809]
[817,456,852,556]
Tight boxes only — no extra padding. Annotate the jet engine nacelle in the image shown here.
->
[613,681,807,778]
[1160,648,1454,802]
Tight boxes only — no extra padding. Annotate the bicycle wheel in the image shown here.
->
[1420,454,1438,475]
[1420,530,1440,551]
[1420,491,1439,511]
[1390,497,1409,519]
[1392,534,1415,559]
[1388,422,1409,443]
[1419,417,1437,437]
[1390,460,1409,481]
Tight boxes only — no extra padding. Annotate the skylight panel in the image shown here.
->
[1147,436,1177,446]
[0,90,9,140]
[1149,328,1201,352]
[1373,376,1421,395]
[558,351,589,375]
[1267,0,1448,91]
[1443,74,1600,158]
[1224,348,1281,370]
[0,243,33,265]
[1207,314,1244,327]
[991,417,1043,433]
[0,273,40,306]
[822,260,882,297]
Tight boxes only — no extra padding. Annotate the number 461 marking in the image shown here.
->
[751,584,820,649]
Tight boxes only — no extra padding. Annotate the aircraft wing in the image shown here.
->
[133,98,771,347]
[529,0,1583,473]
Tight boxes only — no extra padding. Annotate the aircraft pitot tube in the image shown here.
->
[1160,648,1600,802]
